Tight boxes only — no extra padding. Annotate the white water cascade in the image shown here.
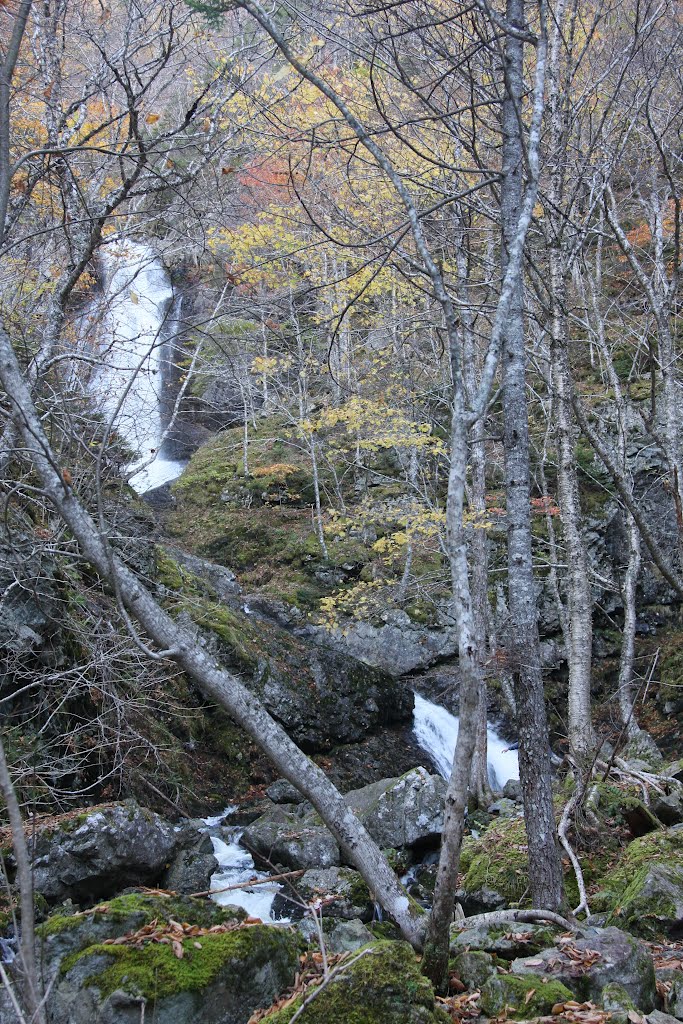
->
[412,692,519,789]
[201,809,287,922]
[93,238,185,493]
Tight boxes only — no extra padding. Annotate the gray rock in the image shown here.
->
[242,808,340,871]
[450,920,563,959]
[455,885,508,916]
[324,918,374,953]
[503,779,523,801]
[273,866,374,923]
[31,801,183,903]
[345,767,447,850]
[609,862,683,938]
[49,922,300,1024]
[266,779,305,805]
[647,1013,682,1024]
[651,788,683,827]
[163,833,218,895]
[487,798,519,817]
[623,732,665,770]
[511,926,656,1010]
[451,950,496,989]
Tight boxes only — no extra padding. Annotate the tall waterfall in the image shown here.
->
[93,239,185,493]
[412,692,519,789]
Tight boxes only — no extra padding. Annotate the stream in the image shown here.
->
[204,694,519,922]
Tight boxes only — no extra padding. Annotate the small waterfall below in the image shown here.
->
[412,692,519,789]
[92,238,185,493]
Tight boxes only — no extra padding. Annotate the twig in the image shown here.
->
[558,787,590,918]
[189,869,305,899]
[0,961,27,1024]
[287,948,375,1024]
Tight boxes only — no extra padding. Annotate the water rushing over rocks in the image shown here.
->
[412,692,519,788]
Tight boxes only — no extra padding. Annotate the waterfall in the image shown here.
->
[412,692,519,789]
[92,238,185,493]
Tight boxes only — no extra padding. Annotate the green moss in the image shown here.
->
[459,816,530,906]
[263,941,448,1024]
[39,892,243,942]
[480,972,574,1019]
[63,925,298,1001]
[590,828,683,937]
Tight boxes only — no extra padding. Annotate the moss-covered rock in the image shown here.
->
[156,548,412,752]
[601,982,638,1022]
[51,923,300,1024]
[511,926,656,1010]
[592,828,683,939]
[38,891,245,966]
[450,950,496,990]
[263,940,449,1023]
[457,814,529,912]
[449,920,563,960]
[480,971,574,1019]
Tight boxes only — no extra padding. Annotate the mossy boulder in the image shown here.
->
[37,891,245,968]
[592,827,683,939]
[158,550,412,752]
[457,814,529,913]
[262,940,450,1023]
[450,950,496,989]
[50,923,300,1024]
[449,920,563,960]
[480,971,574,1019]
[511,926,656,1010]
[601,982,638,1022]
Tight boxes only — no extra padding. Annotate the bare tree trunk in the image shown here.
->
[0,736,46,1024]
[618,513,643,739]
[0,320,426,951]
[550,301,595,758]
[500,0,563,912]
[422,386,481,988]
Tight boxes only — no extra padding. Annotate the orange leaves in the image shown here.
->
[145,113,160,124]
[102,915,265,960]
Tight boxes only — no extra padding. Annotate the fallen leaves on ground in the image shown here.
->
[436,988,481,1021]
[102,915,264,959]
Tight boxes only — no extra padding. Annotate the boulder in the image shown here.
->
[451,950,496,989]
[296,917,374,954]
[50,921,300,1024]
[162,832,218,895]
[480,972,574,1019]
[266,779,305,805]
[31,802,184,904]
[242,808,340,871]
[345,767,447,850]
[261,940,450,1023]
[456,814,528,914]
[594,828,683,939]
[510,926,656,1010]
[449,920,564,960]
[273,866,374,922]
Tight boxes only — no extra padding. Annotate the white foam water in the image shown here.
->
[208,832,286,922]
[93,238,185,493]
[412,692,519,789]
